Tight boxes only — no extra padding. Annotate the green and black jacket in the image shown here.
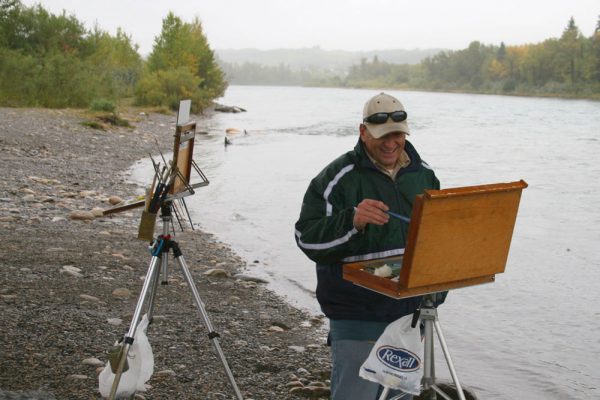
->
[294,139,440,321]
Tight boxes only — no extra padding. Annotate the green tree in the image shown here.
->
[589,15,600,82]
[519,39,559,86]
[0,0,21,47]
[0,0,142,107]
[2,3,86,55]
[138,12,226,112]
[85,26,142,98]
[497,42,506,61]
[420,42,494,89]
[559,16,583,85]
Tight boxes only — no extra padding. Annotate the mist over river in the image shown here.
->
[131,85,600,399]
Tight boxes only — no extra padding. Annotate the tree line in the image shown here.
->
[344,17,600,98]
[1,0,598,107]
[0,0,226,112]
[222,16,600,99]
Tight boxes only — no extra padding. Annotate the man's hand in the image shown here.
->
[353,199,389,231]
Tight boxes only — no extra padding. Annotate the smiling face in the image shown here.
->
[359,124,407,169]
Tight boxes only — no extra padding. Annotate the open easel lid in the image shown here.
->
[344,180,528,299]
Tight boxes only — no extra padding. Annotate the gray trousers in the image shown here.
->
[330,340,412,400]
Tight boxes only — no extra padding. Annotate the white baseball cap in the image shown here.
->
[362,92,410,138]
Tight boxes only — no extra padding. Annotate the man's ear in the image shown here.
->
[359,124,368,142]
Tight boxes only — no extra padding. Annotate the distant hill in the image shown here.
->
[215,46,444,72]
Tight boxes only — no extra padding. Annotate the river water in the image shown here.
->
[130,85,600,399]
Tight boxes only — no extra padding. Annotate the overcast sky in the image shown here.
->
[21,0,600,55]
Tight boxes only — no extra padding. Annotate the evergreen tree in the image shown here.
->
[560,16,582,85]
[590,15,600,81]
[497,42,506,61]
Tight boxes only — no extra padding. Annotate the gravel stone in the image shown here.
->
[0,107,331,400]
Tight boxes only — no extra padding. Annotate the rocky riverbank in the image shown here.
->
[0,107,331,399]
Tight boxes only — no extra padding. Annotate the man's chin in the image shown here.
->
[378,156,397,168]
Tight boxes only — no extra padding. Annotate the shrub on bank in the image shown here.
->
[90,99,116,113]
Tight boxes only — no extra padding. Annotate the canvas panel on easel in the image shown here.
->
[171,122,196,195]
[401,181,527,289]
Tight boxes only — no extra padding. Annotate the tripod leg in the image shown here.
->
[108,255,161,400]
[159,208,171,285]
[172,245,244,400]
[160,242,170,285]
[378,386,390,400]
[422,315,437,400]
[145,253,163,321]
[433,319,466,400]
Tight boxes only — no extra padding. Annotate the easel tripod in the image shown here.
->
[107,202,244,400]
[344,181,528,400]
[379,293,466,400]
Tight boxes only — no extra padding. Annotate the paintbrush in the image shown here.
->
[385,210,411,223]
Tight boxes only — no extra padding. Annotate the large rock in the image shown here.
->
[69,210,95,221]
[214,105,246,113]
[108,195,123,205]
[203,268,230,278]
[112,288,131,298]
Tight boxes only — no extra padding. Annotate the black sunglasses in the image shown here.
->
[363,110,408,124]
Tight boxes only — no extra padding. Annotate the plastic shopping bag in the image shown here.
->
[99,314,154,398]
[359,314,423,395]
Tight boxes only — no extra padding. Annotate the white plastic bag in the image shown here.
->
[99,314,154,398]
[359,314,423,395]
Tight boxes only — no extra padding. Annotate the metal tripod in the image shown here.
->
[107,202,243,400]
[379,293,466,400]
